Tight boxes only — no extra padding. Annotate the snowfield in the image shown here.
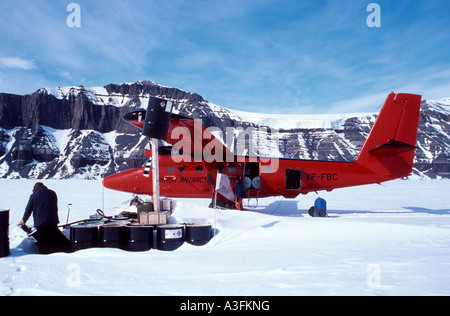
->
[229,108,375,130]
[1,179,450,296]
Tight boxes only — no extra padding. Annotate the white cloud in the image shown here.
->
[0,57,36,70]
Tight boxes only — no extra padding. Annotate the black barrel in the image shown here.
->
[99,224,124,248]
[156,224,184,251]
[121,225,154,252]
[70,224,99,251]
[185,224,213,246]
[0,210,10,258]
[142,97,173,139]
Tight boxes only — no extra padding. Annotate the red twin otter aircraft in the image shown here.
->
[103,92,422,206]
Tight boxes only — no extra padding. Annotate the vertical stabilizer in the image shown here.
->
[356,92,422,179]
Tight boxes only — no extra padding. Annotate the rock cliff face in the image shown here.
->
[0,81,449,179]
[1,89,125,133]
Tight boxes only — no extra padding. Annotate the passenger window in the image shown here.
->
[196,166,203,173]
[178,167,185,173]
[167,168,174,173]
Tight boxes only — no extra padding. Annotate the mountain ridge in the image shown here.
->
[0,81,449,179]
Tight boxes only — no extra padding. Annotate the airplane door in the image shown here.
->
[286,169,301,190]
[244,162,260,190]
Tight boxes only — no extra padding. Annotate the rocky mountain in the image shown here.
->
[0,80,449,179]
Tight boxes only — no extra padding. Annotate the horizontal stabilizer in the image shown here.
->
[368,139,417,159]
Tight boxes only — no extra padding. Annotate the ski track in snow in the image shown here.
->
[1,179,450,296]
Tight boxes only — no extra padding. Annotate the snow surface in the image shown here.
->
[229,109,374,130]
[1,179,450,296]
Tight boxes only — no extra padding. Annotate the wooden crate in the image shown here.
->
[138,211,169,225]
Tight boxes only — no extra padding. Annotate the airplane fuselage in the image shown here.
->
[103,152,405,200]
[103,92,422,202]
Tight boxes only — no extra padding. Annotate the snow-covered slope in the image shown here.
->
[1,179,450,296]
[43,80,205,110]
[230,109,374,130]
[44,85,150,109]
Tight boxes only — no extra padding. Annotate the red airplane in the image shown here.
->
[103,92,422,205]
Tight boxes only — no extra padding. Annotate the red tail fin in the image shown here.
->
[356,92,422,179]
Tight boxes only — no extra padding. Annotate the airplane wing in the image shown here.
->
[122,111,234,161]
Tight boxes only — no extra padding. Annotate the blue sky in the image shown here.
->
[0,0,449,113]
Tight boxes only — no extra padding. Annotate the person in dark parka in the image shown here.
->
[18,182,72,254]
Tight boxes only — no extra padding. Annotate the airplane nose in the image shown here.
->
[103,168,150,194]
